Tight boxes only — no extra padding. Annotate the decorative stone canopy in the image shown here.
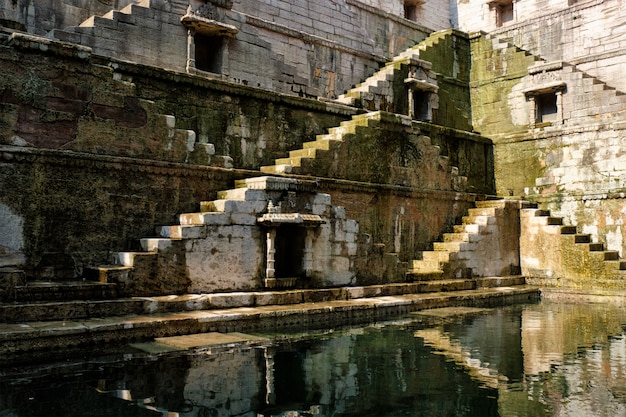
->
[522,81,566,96]
[404,77,439,92]
[180,13,238,37]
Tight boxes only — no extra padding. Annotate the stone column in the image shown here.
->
[528,95,536,128]
[303,228,314,277]
[186,28,196,73]
[556,90,563,125]
[266,228,276,278]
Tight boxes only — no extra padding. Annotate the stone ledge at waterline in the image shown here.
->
[0,279,539,359]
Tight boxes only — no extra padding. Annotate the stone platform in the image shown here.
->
[0,277,539,362]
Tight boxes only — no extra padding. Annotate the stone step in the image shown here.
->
[467,207,501,217]
[199,199,267,214]
[302,138,342,150]
[453,224,484,234]
[289,147,328,159]
[216,188,267,201]
[83,265,132,284]
[410,259,442,272]
[433,241,476,252]
[260,164,292,174]
[442,232,471,242]
[0,278,531,323]
[0,284,540,357]
[13,281,119,303]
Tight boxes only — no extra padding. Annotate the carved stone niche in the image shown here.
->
[404,59,438,121]
[182,1,238,75]
[523,62,566,127]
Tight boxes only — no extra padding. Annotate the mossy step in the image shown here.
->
[0,296,144,323]
[410,259,442,272]
[13,280,119,303]
[303,138,343,149]
[289,147,329,159]
[406,270,444,281]
[443,232,471,242]
[433,241,476,252]
[275,156,312,166]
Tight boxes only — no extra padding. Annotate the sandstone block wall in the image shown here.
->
[1,0,433,100]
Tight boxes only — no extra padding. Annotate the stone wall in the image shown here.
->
[0,34,486,285]
[466,0,626,260]
[485,0,626,93]
[2,0,433,99]
[355,0,451,31]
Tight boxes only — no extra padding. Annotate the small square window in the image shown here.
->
[404,0,423,22]
[536,92,558,123]
[491,0,514,27]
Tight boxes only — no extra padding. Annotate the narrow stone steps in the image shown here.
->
[0,283,540,357]
[522,207,626,277]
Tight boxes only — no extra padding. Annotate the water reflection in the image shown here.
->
[1,301,626,416]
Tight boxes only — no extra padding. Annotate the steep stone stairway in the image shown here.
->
[46,0,158,46]
[260,111,468,191]
[407,200,524,282]
[520,206,626,288]
[334,29,462,110]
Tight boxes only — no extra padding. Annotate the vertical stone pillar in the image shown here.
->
[186,28,196,73]
[303,228,314,277]
[556,90,563,125]
[266,228,276,278]
[407,89,415,119]
[528,95,536,128]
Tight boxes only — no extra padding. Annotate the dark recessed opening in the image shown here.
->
[413,90,430,121]
[194,34,224,74]
[274,225,306,278]
[536,92,558,123]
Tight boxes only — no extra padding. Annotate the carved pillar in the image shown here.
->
[303,228,314,277]
[528,95,536,128]
[556,90,563,125]
[186,28,196,73]
[266,228,276,278]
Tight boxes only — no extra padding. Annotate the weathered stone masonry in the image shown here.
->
[2,0,626,297]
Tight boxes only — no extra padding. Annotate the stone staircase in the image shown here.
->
[334,29,456,113]
[47,0,154,44]
[260,111,468,191]
[521,207,626,288]
[407,200,524,281]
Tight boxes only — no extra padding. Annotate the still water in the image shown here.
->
[2,301,626,417]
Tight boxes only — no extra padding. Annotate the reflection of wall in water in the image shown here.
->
[184,347,266,415]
